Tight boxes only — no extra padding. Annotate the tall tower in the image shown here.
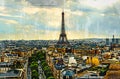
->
[112,35,115,44]
[106,38,109,46]
[57,12,69,45]
[116,38,119,44]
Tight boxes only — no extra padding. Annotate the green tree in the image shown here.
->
[41,62,47,67]
[16,61,23,68]
[43,66,51,73]
[32,70,39,79]
[47,76,55,79]
[30,61,38,70]
[46,72,53,77]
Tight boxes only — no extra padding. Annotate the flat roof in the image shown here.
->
[77,74,104,79]
[0,62,13,67]
[5,53,18,57]
[0,69,22,78]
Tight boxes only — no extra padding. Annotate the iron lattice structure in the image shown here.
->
[57,12,69,45]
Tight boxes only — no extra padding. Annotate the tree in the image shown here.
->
[43,66,50,70]
[31,56,38,61]
[47,76,55,79]
[16,61,23,68]
[41,62,47,67]
[36,50,46,60]
[30,61,38,70]
[32,70,39,79]
[46,72,53,77]
[43,66,51,74]
[11,60,23,69]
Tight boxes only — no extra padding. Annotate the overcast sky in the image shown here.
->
[0,0,120,40]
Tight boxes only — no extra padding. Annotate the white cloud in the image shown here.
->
[22,7,62,28]
[22,7,40,15]
[0,18,18,24]
[0,6,5,10]
[0,13,22,18]
[100,13,105,16]
[0,0,5,7]
[65,9,85,16]
[78,0,119,10]
[22,6,86,29]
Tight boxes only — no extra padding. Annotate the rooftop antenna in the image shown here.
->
[62,0,65,12]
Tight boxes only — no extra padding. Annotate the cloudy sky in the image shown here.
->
[0,0,120,40]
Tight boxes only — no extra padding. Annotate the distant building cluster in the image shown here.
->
[106,35,120,46]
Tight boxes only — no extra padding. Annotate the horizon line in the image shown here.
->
[0,37,120,41]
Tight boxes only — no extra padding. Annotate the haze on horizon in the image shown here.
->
[0,0,120,40]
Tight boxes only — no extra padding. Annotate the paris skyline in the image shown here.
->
[0,0,120,40]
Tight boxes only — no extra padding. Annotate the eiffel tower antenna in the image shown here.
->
[62,0,65,12]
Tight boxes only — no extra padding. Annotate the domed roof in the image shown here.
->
[62,69,75,76]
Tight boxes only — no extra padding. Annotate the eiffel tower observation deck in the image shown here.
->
[57,11,70,47]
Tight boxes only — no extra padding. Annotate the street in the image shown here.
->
[38,60,46,79]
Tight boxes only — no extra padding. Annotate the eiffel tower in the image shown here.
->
[57,12,69,46]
